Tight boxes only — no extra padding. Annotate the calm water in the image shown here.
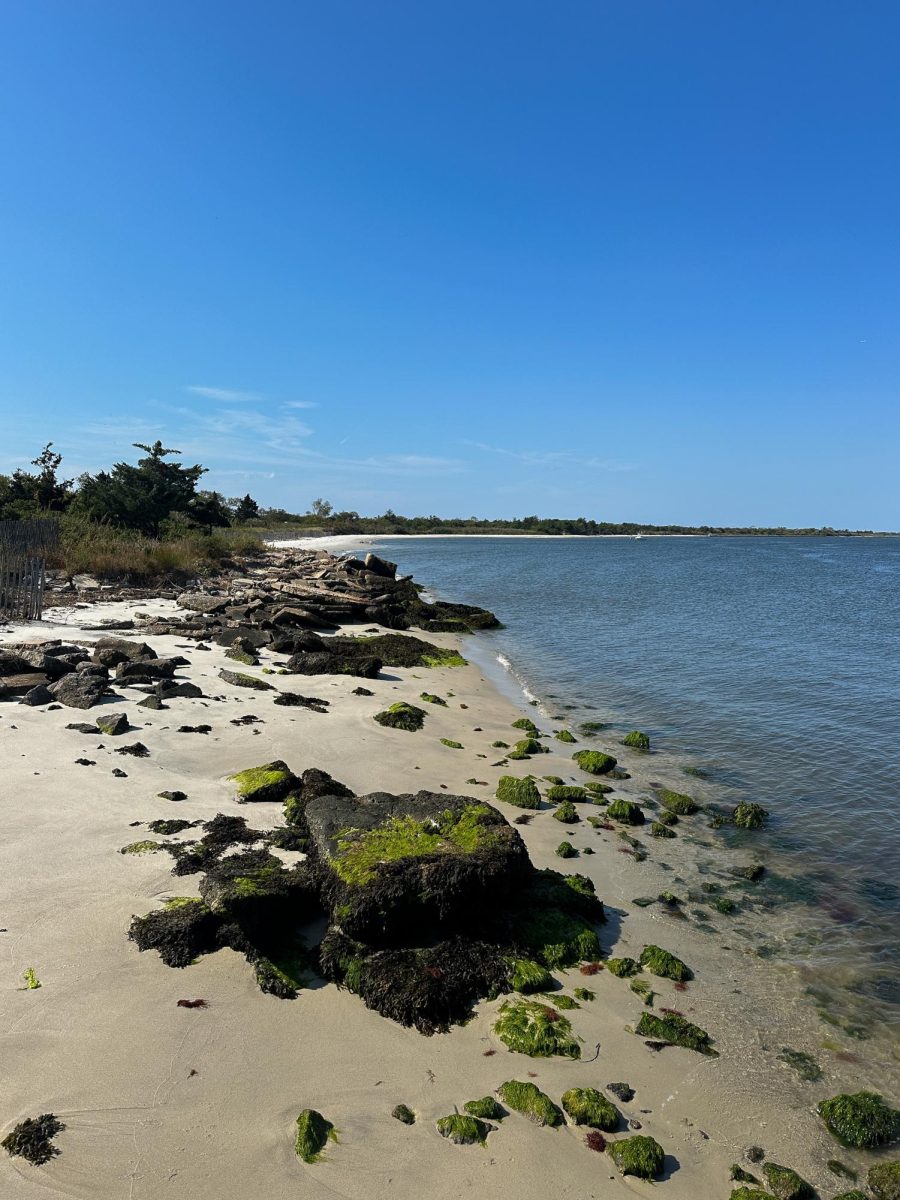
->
[357,534,900,1031]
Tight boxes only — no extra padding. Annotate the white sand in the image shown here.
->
[0,598,888,1197]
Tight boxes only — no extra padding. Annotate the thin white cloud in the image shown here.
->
[463,440,637,473]
[186,385,261,402]
[282,400,317,410]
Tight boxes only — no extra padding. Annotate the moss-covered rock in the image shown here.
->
[733,801,770,829]
[512,736,546,756]
[510,958,554,993]
[440,738,464,749]
[294,1108,335,1162]
[120,840,164,855]
[761,1162,814,1199]
[436,1113,489,1144]
[622,731,650,750]
[555,840,577,858]
[657,808,678,826]
[729,1190,776,1200]
[420,692,447,705]
[607,1134,665,1179]
[585,781,614,799]
[635,1011,715,1054]
[496,775,541,809]
[282,767,355,827]
[868,1161,900,1200]
[651,821,676,838]
[463,1096,505,1120]
[493,997,580,1058]
[554,729,577,743]
[561,1087,618,1130]
[607,798,645,825]
[497,1080,563,1126]
[392,1103,415,1124]
[546,785,588,804]
[506,872,603,968]
[573,750,617,775]
[817,1091,900,1148]
[229,760,298,804]
[657,788,697,815]
[512,717,538,734]
[128,897,221,968]
[373,702,426,731]
[552,801,579,824]
[219,669,274,690]
[606,956,641,977]
[639,944,693,981]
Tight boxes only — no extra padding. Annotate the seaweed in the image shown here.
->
[607,799,645,825]
[552,801,579,824]
[606,957,640,978]
[2,1114,65,1165]
[656,788,697,815]
[561,1087,618,1130]
[555,840,577,858]
[373,702,427,731]
[294,1108,335,1162]
[573,750,617,775]
[554,729,576,743]
[761,1162,815,1199]
[436,1114,489,1144]
[777,1047,822,1082]
[440,738,464,749]
[497,1080,563,1126]
[639,944,693,981]
[495,776,541,809]
[817,1091,900,1148]
[493,998,580,1058]
[868,1161,900,1199]
[510,958,554,993]
[622,731,650,750]
[464,1096,505,1120]
[733,801,769,829]
[607,1134,665,1179]
[392,1104,415,1124]
[228,760,297,804]
[635,1011,715,1054]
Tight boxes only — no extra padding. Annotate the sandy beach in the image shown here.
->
[1,558,896,1199]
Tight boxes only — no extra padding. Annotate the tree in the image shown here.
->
[187,490,232,533]
[1,443,74,517]
[309,498,333,520]
[232,493,260,522]
[73,441,207,536]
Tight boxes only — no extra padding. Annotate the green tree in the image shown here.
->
[309,498,333,519]
[74,441,207,536]
[1,444,73,517]
[231,493,260,522]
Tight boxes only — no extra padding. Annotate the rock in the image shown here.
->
[176,592,229,614]
[573,750,618,775]
[48,674,107,709]
[294,1109,334,1163]
[817,1091,900,1149]
[137,695,166,710]
[286,650,382,679]
[20,683,53,706]
[364,553,397,579]
[495,776,541,809]
[608,1135,665,1180]
[392,1104,416,1125]
[273,692,329,711]
[96,712,129,736]
[436,1114,489,1145]
[607,799,645,825]
[561,1088,619,1130]
[762,1162,815,1199]
[496,1080,562,1126]
[116,659,178,681]
[218,670,274,691]
[115,742,149,757]
[373,702,426,731]
[65,722,99,733]
[271,606,337,630]
[158,790,187,801]
[158,681,203,699]
[607,1082,635,1103]
[92,637,157,666]
[228,760,298,803]
[868,1161,900,1200]
[0,650,34,676]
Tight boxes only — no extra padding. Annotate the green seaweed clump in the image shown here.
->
[2,1113,65,1165]
[573,986,594,1001]
[733,801,769,829]
[761,1161,815,1198]
[294,1108,335,1163]
[657,788,697,815]
[496,775,541,809]
[436,1113,488,1144]
[635,1011,715,1054]
[392,1103,415,1124]
[493,998,580,1059]
[556,840,577,858]
[639,944,693,981]
[373,702,426,732]
[730,1190,777,1200]
[817,1091,900,1148]
[464,1096,505,1120]
[606,956,640,978]
[420,692,447,705]
[497,1080,563,1126]
[440,738,464,749]
[554,729,577,743]
[630,977,655,1005]
[552,801,579,824]
[573,750,617,775]
[219,669,274,691]
[622,731,650,750]
[510,958,554,993]
[561,1087,618,1130]
[831,1191,870,1200]
[651,821,676,838]
[777,1047,822,1082]
[607,1134,665,1179]
[868,1160,900,1199]
[512,717,538,733]
[120,840,164,855]
[607,799,645,825]
[22,967,41,989]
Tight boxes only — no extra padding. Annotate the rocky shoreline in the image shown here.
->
[1,545,897,1199]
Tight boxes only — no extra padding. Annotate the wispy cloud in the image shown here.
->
[282,400,317,410]
[186,385,262,402]
[463,440,637,473]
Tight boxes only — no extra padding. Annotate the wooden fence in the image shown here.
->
[0,519,60,620]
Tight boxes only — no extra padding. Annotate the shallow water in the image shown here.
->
[348,534,900,1041]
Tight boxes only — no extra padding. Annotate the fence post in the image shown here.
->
[0,519,60,620]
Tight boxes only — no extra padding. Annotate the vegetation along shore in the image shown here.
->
[1,531,897,1199]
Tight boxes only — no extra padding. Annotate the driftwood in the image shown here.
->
[0,519,59,620]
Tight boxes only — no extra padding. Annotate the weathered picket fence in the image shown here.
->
[0,519,60,620]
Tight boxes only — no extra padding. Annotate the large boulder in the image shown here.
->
[92,637,157,667]
[48,673,108,709]
[176,592,229,614]
[304,790,529,945]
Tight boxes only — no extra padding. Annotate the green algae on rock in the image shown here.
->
[229,760,298,804]
[868,1160,900,1200]
[440,738,464,749]
[219,669,274,690]
[497,1080,563,1126]
[606,956,641,978]
[607,1134,665,1179]
[761,1162,815,1199]
[657,788,698,815]
[629,977,655,1005]
[420,692,447,705]
[651,821,677,838]
[494,997,580,1058]
[373,702,427,731]
[554,729,577,743]
[622,731,650,750]
[294,1108,335,1163]
[392,1103,415,1125]
[573,750,618,775]
[561,1087,618,1130]
[555,840,577,858]
[2,1113,65,1165]
[733,801,770,829]
[639,944,693,981]
[509,958,554,993]
[512,717,538,733]
[607,798,645,825]
[817,1091,900,1148]
[777,1047,822,1082]
[552,801,579,824]
[437,1113,489,1144]
[496,775,541,809]
[120,839,164,854]
[635,1011,716,1054]
[464,1096,505,1120]
[546,785,588,804]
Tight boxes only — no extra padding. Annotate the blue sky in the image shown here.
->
[1,2,898,527]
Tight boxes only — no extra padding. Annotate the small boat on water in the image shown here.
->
[633,533,644,540]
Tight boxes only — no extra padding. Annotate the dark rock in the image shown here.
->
[158,790,187,801]
[176,592,230,614]
[273,692,329,711]
[607,1083,635,1103]
[66,722,99,734]
[20,683,53,706]
[115,742,150,757]
[96,712,130,736]
[48,673,108,709]
[116,658,178,681]
[138,695,166,710]
[364,553,397,579]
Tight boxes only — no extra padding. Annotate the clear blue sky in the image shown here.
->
[1,2,898,527]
